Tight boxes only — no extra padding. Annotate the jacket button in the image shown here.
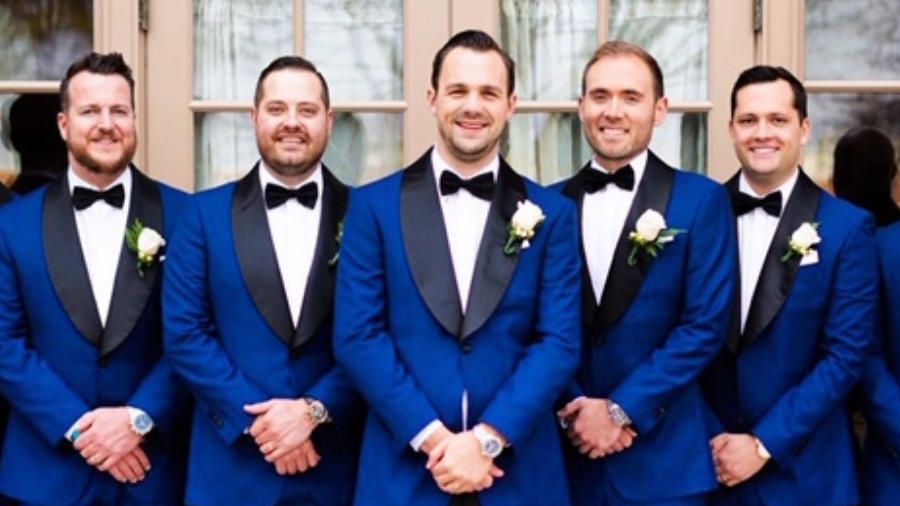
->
[460,343,472,353]
[290,349,300,359]
[97,357,108,367]
[654,406,666,418]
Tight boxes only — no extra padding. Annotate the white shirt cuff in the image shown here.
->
[410,419,443,451]
[64,419,81,442]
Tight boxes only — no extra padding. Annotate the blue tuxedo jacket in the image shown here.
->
[0,168,190,504]
[163,165,361,506]
[856,221,900,506]
[554,152,735,504]
[704,169,877,506]
[0,185,11,459]
[333,150,582,506]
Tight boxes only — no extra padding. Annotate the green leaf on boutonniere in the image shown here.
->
[327,219,344,268]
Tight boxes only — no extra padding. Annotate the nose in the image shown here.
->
[97,109,114,130]
[753,120,772,138]
[462,92,483,113]
[604,97,624,118]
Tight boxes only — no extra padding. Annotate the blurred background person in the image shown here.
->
[832,125,900,227]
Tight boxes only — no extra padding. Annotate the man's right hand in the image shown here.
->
[273,439,321,476]
[106,447,151,483]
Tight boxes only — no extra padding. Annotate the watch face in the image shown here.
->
[134,413,152,432]
[482,437,502,458]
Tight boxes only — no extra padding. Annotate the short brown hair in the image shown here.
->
[431,29,516,96]
[581,41,664,99]
[254,56,330,109]
[60,52,135,111]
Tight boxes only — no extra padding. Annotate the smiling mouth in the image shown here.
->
[749,146,778,155]
[599,126,628,136]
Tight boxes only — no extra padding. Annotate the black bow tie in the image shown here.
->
[584,165,635,193]
[732,190,782,217]
[439,171,495,201]
[265,182,318,209]
[72,184,125,210]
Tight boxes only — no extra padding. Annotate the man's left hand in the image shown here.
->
[710,433,768,487]
[73,407,143,471]
[244,398,319,462]
[426,431,504,495]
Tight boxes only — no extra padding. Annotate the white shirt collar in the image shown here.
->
[431,147,499,184]
[738,166,799,214]
[258,160,324,208]
[589,149,648,188]
[68,165,132,196]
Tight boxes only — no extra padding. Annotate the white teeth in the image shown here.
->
[751,147,776,154]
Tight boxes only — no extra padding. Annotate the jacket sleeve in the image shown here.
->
[163,198,269,444]
[609,185,735,433]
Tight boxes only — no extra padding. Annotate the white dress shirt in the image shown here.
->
[259,161,322,327]
[736,168,798,332]
[69,167,132,327]
[65,166,152,441]
[582,150,648,303]
[409,148,498,451]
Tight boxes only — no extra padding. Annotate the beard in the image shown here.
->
[256,133,326,180]
[69,136,136,175]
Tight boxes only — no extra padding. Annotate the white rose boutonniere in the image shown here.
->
[505,200,545,255]
[627,209,684,266]
[125,219,166,278]
[782,222,820,263]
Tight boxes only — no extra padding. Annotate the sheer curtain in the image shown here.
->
[193,0,293,189]
[500,0,597,183]
[610,0,708,172]
[193,0,403,188]
[305,0,403,184]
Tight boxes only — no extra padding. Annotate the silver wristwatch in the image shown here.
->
[127,407,154,436]
[303,397,330,425]
[607,401,632,427]
[472,425,503,459]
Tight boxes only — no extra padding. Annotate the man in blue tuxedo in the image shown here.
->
[0,52,190,505]
[554,41,736,506]
[856,222,900,506]
[703,66,877,505]
[163,56,360,506]
[333,30,581,506]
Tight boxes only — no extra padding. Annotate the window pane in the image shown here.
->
[649,112,707,174]
[499,0,598,100]
[806,0,900,80]
[609,0,708,102]
[0,2,92,81]
[194,112,402,189]
[0,93,67,193]
[501,112,591,184]
[502,111,706,184]
[323,113,403,184]
[804,93,900,185]
[193,0,293,101]
[305,0,402,100]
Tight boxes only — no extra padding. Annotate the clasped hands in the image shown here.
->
[421,424,505,496]
[709,433,769,487]
[244,398,321,476]
[71,407,149,484]
[557,397,636,459]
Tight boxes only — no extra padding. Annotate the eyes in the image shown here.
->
[735,116,791,126]
[444,86,503,100]
[587,90,644,105]
[264,103,321,118]
[77,105,132,117]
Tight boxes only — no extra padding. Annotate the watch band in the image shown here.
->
[303,397,330,425]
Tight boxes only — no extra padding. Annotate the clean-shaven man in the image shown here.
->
[555,41,735,506]
[703,65,877,506]
[334,30,581,506]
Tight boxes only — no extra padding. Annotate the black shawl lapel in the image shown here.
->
[101,167,163,356]
[292,166,348,350]
[232,164,294,344]
[722,172,744,353]
[401,150,463,337]
[43,173,103,345]
[739,169,820,347]
[593,151,674,334]
[562,163,598,328]
[461,158,526,340]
